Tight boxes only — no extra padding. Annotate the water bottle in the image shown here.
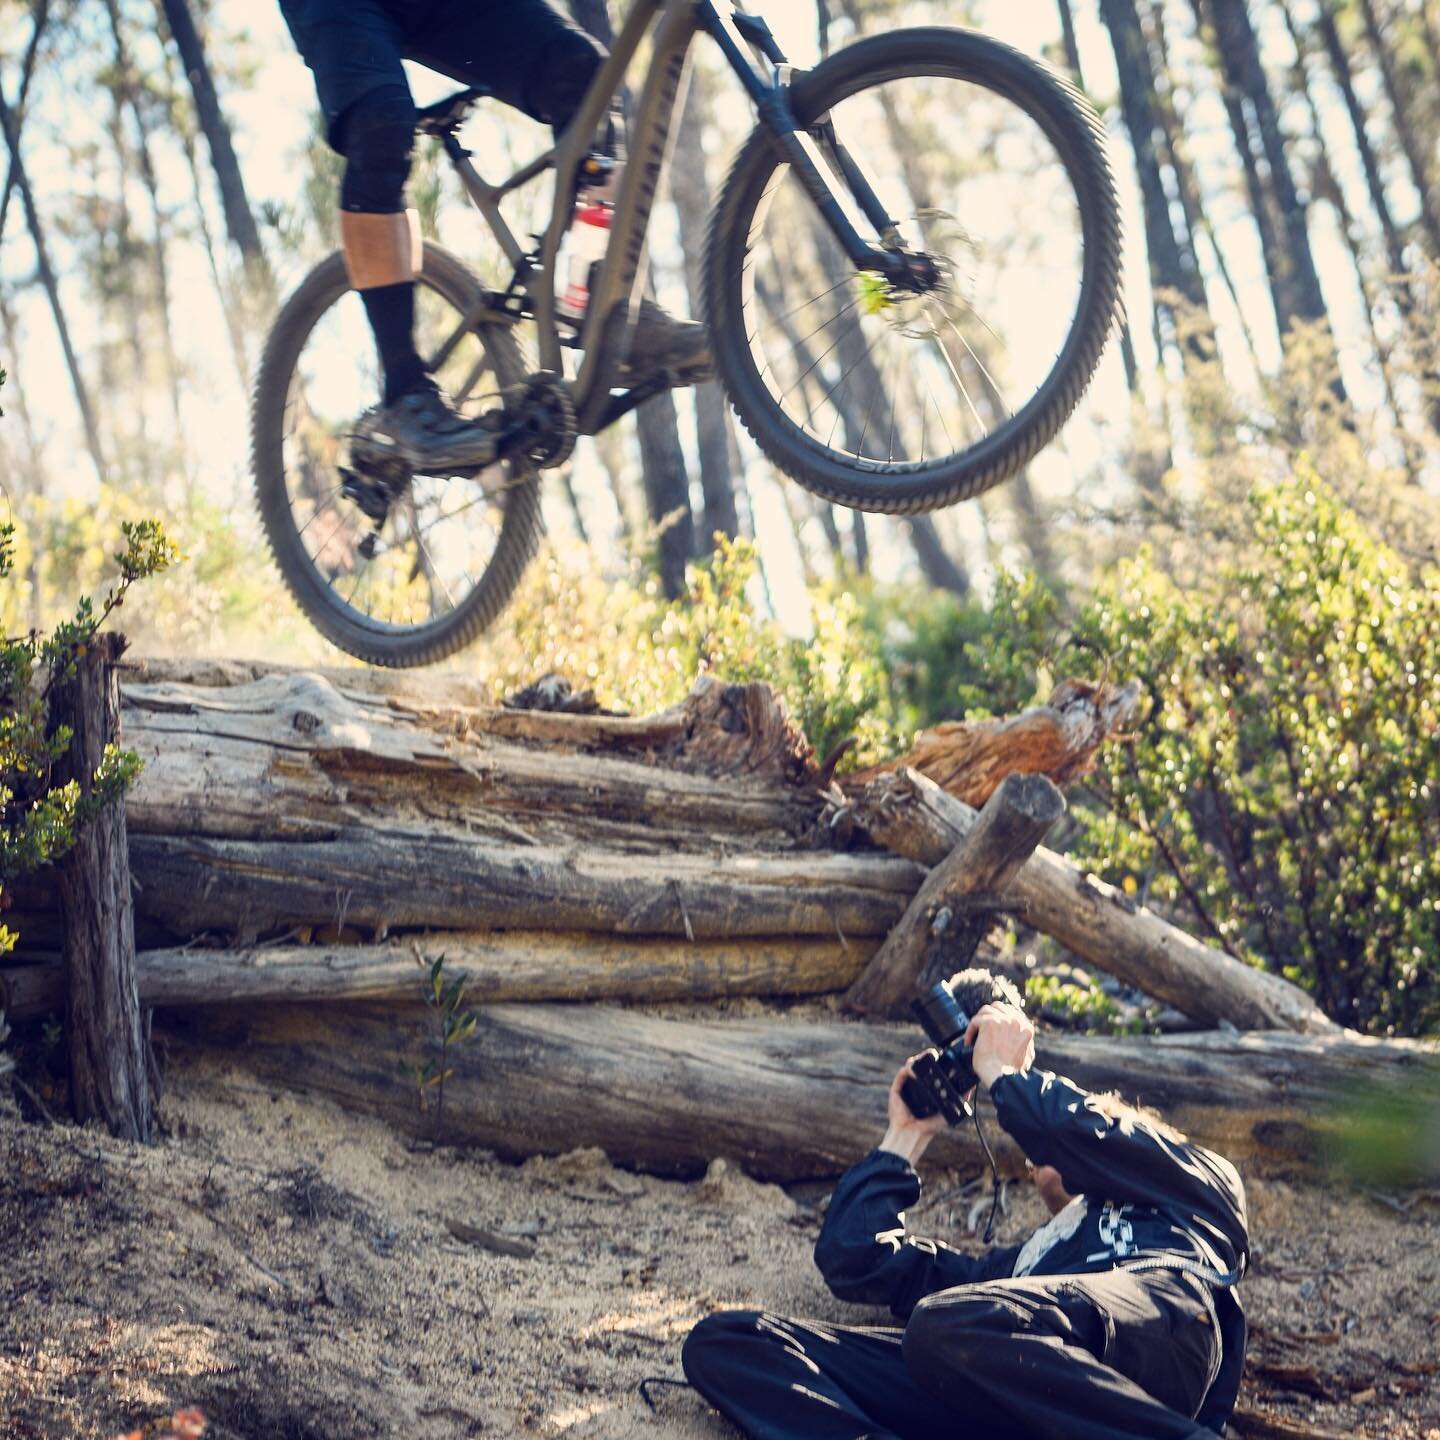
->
[559,200,613,322]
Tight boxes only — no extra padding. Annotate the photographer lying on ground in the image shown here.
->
[683,971,1249,1440]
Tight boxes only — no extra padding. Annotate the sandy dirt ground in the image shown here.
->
[2,1041,1438,1440]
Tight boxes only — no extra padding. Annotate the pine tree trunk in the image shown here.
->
[0,0,48,246]
[1353,0,1440,256]
[0,81,107,485]
[671,71,739,549]
[106,0,185,441]
[635,394,696,597]
[155,0,274,301]
[1313,3,1408,277]
[49,633,152,1142]
[1205,0,1330,335]
[1101,0,1209,355]
[1056,0,1140,393]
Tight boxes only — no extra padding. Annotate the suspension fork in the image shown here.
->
[696,3,912,276]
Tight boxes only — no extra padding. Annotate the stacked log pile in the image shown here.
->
[4,658,1432,1177]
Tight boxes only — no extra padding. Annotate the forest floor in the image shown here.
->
[2,1032,1438,1440]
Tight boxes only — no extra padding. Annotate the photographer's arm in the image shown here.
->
[968,1006,1248,1260]
[814,1059,1022,1320]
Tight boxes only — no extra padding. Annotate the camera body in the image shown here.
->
[899,977,983,1125]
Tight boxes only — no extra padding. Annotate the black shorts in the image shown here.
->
[277,0,605,147]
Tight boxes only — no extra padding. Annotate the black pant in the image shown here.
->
[278,0,605,146]
[681,1269,1222,1440]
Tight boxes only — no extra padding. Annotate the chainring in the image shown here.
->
[500,371,577,470]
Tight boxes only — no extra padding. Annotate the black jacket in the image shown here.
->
[814,1068,1249,1432]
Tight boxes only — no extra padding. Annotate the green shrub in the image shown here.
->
[956,467,1439,1036]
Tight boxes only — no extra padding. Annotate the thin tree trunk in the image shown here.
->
[1278,0,1416,470]
[635,393,696,598]
[0,81,107,485]
[155,0,275,302]
[1147,0,1260,365]
[1056,0,1141,394]
[1101,0,1210,363]
[106,0,185,441]
[1205,0,1330,334]
[1353,0,1440,256]
[1314,2,1408,278]
[49,633,152,1142]
[0,0,49,247]
[671,71,739,549]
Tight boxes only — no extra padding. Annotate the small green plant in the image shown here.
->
[1,363,179,1080]
[405,952,479,1142]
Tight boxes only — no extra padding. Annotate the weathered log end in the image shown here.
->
[671,675,816,785]
[845,772,1065,1018]
[846,678,1141,807]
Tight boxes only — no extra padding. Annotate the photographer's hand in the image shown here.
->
[878,1056,948,1165]
[963,1003,1037,1092]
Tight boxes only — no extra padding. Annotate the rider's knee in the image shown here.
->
[337,85,417,213]
[526,27,605,134]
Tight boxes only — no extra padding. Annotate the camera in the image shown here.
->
[899,976,984,1125]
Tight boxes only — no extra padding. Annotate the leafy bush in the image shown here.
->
[953,468,1440,1036]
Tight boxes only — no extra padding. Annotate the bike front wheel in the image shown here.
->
[705,27,1122,515]
[251,245,541,668]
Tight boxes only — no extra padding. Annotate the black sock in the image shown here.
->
[360,282,426,404]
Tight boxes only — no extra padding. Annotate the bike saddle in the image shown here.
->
[415,86,492,138]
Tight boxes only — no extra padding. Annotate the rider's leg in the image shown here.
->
[278,0,500,467]
[337,86,426,406]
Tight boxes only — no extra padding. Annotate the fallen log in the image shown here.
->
[119,669,822,848]
[853,769,1333,1034]
[122,833,921,941]
[846,678,1141,806]
[172,1002,1434,1181]
[1,930,876,1020]
[846,772,1066,1017]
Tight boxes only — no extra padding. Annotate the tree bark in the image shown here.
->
[845,773,1066,1017]
[853,768,1334,1034]
[155,0,274,300]
[48,633,152,1141]
[4,928,877,1021]
[172,1000,1433,1179]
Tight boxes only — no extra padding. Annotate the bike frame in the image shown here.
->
[426,0,910,439]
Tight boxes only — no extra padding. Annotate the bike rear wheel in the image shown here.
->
[705,28,1121,515]
[251,245,541,668]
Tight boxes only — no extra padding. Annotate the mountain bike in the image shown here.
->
[251,0,1122,667]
